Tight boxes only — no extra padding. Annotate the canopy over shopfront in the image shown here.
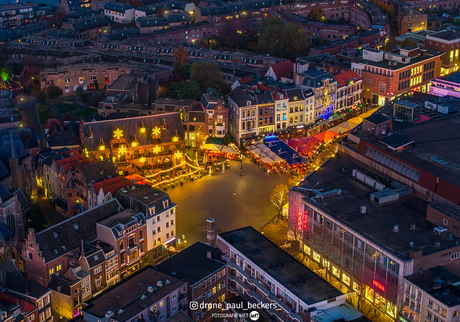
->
[264,137,309,165]
[328,121,359,134]
[202,143,238,154]
[248,143,284,164]
[348,107,379,124]
[313,130,339,143]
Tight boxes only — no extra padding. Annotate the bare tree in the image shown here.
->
[270,184,289,219]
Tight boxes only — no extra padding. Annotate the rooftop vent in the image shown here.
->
[147,286,154,293]
[165,280,171,285]
[393,225,399,232]
[157,281,163,288]
[360,205,366,214]
[434,226,448,234]
[117,309,124,315]
[140,294,147,300]
[105,311,114,318]
[409,241,414,247]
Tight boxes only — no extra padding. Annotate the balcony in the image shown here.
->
[225,257,303,322]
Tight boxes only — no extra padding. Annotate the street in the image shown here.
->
[17,94,46,150]
[167,158,289,245]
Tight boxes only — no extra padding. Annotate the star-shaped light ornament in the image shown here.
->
[113,128,124,140]
[118,145,127,155]
[153,145,161,154]
[152,127,161,136]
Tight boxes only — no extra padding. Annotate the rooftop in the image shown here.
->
[352,108,460,186]
[219,227,343,305]
[427,28,460,42]
[116,184,172,217]
[405,266,460,307]
[155,242,225,286]
[83,266,186,321]
[294,155,460,261]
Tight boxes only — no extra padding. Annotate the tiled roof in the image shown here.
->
[48,131,80,147]
[104,2,134,12]
[0,293,35,314]
[268,60,293,80]
[82,113,184,152]
[93,176,130,194]
[76,161,118,185]
[48,275,72,296]
[115,185,172,217]
[34,199,122,263]
[333,70,362,88]
[228,87,255,107]
[6,270,50,300]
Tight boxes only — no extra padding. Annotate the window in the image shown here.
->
[120,240,124,250]
[56,264,61,271]
[95,277,102,287]
[160,301,164,308]
[49,268,54,275]
[313,251,320,262]
[45,308,51,319]
[212,286,217,295]
[94,265,102,275]
[44,295,50,306]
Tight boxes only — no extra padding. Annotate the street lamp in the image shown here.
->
[239,154,245,175]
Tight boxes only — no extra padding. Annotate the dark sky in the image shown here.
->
[0,0,59,6]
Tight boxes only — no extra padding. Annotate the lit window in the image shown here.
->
[313,251,320,262]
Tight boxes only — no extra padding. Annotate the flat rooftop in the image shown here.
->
[219,227,343,305]
[405,266,460,307]
[155,242,225,286]
[361,49,444,70]
[295,156,460,261]
[83,266,186,321]
[353,109,460,186]
[428,29,460,41]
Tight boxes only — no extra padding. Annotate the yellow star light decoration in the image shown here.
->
[140,157,146,163]
[113,128,124,140]
[139,126,146,134]
[131,141,139,148]
[153,145,161,154]
[118,145,127,155]
[99,143,105,151]
[152,127,161,136]
[112,156,116,163]
[172,136,179,142]
[174,151,183,159]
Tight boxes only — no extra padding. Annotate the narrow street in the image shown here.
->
[17,94,46,149]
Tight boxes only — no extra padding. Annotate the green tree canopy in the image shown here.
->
[400,39,416,48]
[190,61,227,93]
[257,18,309,59]
[171,80,202,99]
[308,7,326,22]
[47,85,63,101]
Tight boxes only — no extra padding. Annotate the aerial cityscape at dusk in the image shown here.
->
[0,0,459,321]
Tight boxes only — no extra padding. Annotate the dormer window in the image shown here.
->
[163,200,169,208]
[246,100,251,106]
[149,206,155,216]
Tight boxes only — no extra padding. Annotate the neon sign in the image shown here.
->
[372,279,385,292]
[297,210,309,231]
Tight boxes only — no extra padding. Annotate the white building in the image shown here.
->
[217,227,350,322]
[115,185,177,263]
[402,266,460,322]
[104,2,135,24]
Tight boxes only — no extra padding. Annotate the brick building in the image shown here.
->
[351,47,443,105]
[289,154,460,321]
[21,199,122,287]
[200,93,228,138]
[96,209,148,280]
[425,27,460,75]
[155,242,227,322]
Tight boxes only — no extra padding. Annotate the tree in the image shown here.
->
[53,9,65,29]
[190,62,226,93]
[25,204,48,232]
[270,184,289,216]
[46,85,63,101]
[75,86,85,102]
[93,79,99,90]
[173,47,189,73]
[308,7,326,22]
[91,92,103,106]
[400,39,416,48]
[171,80,202,98]
[257,18,309,59]
[36,91,47,103]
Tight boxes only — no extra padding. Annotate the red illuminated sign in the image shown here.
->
[297,210,309,231]
[372,279,385,292]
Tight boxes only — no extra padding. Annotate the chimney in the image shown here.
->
[81,240,85,257]
[206,218,216,246]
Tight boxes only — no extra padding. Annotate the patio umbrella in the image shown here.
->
[298,136,321,146]
[313,130,339,142]
[298,145,313,155]
[286,139,306,148]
